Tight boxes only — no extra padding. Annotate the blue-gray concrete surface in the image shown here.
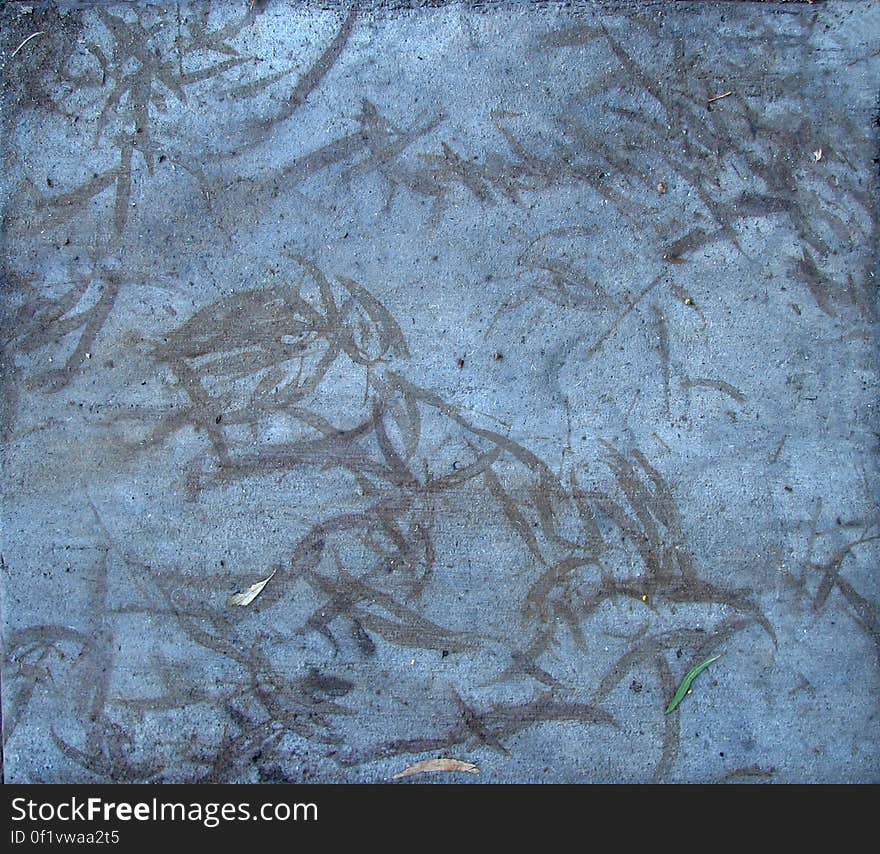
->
[1,0,878,783]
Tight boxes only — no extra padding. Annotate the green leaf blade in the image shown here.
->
[665,655,721,714]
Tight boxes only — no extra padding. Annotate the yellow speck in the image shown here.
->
[641,594,649,603]
[687,689,693,695]
[684,297,694,306]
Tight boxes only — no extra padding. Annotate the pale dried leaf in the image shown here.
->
[226,569,276,607]
[392,758,480,779]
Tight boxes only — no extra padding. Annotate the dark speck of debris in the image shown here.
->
[630,679,643,693]
[493,352,504,361]
[676,648,683,659]
[441,649,449,658]
[215,414,222,424]
[456,357,465,369]
[784,485,793,492]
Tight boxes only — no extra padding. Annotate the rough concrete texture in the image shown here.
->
[1,0,878,784]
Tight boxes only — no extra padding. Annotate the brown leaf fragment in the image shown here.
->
[392,758,480,779]
[226,569,276,607]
